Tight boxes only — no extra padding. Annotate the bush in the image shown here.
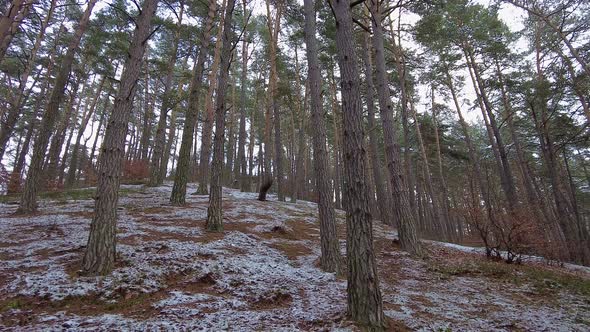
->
[461,203,555,264]
[123,160,149,182]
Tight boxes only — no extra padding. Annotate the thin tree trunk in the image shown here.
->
[149,1,184,186]
[66,76,106,188]
[303,0,342,274]
[0,0,56,161]
[369,0,422,255]
[17,0,98,214]
[196,0,227,195]
[266,0,285,201]
[44,77,83,185]
[206,0,236,231]
[170,0,217,205]
[236,2,249,192]
[361,31,390,224]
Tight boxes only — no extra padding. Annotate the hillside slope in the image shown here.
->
[0,184,589,331]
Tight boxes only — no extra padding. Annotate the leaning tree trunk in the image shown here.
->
[44,78,83,186]
[0,0,32,62]
[66,76,106,188]
[169,0,217,205]
[368,0,422,256]
[330,0,385,328]
[303,0,342,274]
[0,0,56,162]
[206,0,236,232]
[16,0,98,214]
[81,0,158,276]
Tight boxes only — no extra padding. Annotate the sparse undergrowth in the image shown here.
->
[0,187,141,204]
[428,257,590,297]
[0,183,588,331]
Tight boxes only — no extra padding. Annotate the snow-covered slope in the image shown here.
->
[0,184,588,331]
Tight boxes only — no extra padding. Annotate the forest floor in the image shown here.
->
[0,183,589,331]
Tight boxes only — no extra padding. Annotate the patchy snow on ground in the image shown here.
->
[0,183,589,331]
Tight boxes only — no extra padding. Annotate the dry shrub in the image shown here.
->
[460,203,554,264]
[6,171,21,194]
[44,179,64,191]
[123,160,149,182]
[82,164,98,186]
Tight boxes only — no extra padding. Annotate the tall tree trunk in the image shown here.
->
[463,44,517,209]
[44,77,83,185]
[361,33,390,224]
[410,98,446,240]
[66,76,106,188]
[431,89,453,240]
[329,70,342,209]
[266,0,284,201]
[139,57,154,162]
[0,0,56,161]
[196,0,227,195]
[388,20,416,216]
[330,0,384,328]
[170,0,217,205]
[303,0,342,274]
[81,0,159,276]
[293,63,307,200]
[369,0,422,255]
[0,0,32,62]
[236,2,249,192]
[148,1,184,186]
[225,77,237,185]
[206,0,236,231]
[6,90,45,194]
[17,0,98,214]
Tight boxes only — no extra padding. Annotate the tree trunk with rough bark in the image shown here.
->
[361,32,390,224]
[303,0,342,274]
[149,2,184,186]
[206,0,236,232]
[196,0,227,195]
[169,0,217,205]
[266,0,284,201]
[330,0,385,328]
[236,2,249,192]
[81,0,158,276]
[17,0,98,214]
[368,0,422,256]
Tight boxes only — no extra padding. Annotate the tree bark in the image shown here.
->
[236,1,249,192]
[82,0,158,276]
[170,0,217,205]
[206,0,236,232]
[196,0,227,195]
[303,0,342,274]
[66,76,106,188]
[148,1,184,186]
[266,0,284,201]
[17,0,98,214]
[368,0,422,255]
[361,31,390,224]
[329,0,384,328]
